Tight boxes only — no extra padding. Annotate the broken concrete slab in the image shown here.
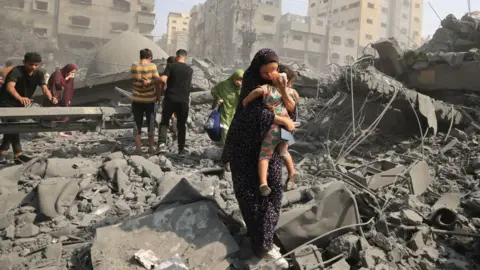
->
[292,244,323,270]
[130,155,163,181]
[0,165,22,195]
[44,158,100,178]
[56,179,81,215]
[102,159,128,180]
[276,181,357,251]
[409,161,433,195]
[368,165,406,190]
[37,178,69,218]
[90,201,239,270]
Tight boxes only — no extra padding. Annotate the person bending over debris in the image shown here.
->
[0,52,58,164]
[158,49,193,156]
[222,48,295,268]
[45,64,79,138]
[131,48,161,154]
[211,69,244,145]
[242,64,298,196]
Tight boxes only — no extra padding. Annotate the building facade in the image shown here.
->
[276,13,326,66]
[2,0,156,65]
[187,0,282,65]
[166,12,190,55]
[308,0,423,65]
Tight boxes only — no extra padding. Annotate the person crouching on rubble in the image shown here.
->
[0,52,58,164]
[45,64,79,138]
[131,48,162,154]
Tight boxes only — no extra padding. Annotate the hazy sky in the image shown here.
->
[153,0,480,39]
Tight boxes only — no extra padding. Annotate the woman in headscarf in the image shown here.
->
[222,49,295,268]
[210,69,244,144]
[46,64,79,137]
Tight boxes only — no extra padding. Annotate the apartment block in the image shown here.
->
[3,0,58,38]
[166,12,190,55]
[1,0,156,64]
[188,3,206,58]
[277,13,326,66]
[308,0,423,64]
[187,0,282,65]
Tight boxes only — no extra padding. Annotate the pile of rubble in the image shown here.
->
[1,14,480,270]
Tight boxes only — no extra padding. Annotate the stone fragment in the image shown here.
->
[372,232,393,252]
[15,223,40,238]
[401,209,423,226]
[16,212,37,225]
[114,168,128,194]
[56,179,81,215]
[375,218,390,235]
[450,128,468,141]
[78,214,93,228]
[423,246,439,262]
[44,243,62,263]
[37,178,69,218]
[130,155,163,181]
[0,214,12,230]
[327,233,361,259]
[107,151,124,161]
[102,159,128,180]
[409,161,433,196]
[407,231,424,251]
[361,247,386,269]
[115,200,131,213]
[5,225,15,239]
[292,244,323,269]
[329,258,350,269]
[90,201,239,270]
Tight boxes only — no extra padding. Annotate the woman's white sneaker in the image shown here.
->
[264,247,289,269]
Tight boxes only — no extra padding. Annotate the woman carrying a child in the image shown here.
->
[222,48,295,268]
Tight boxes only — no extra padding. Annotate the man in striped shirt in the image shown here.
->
[131,48,161,154]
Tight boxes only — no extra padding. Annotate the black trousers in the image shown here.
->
[131,102,155,135]
[158,99,189,149]
[0,118,22,154]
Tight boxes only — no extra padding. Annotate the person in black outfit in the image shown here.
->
[158,49,193,155]
[0,52,58,164]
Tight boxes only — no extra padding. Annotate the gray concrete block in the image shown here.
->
[90,201,239,270]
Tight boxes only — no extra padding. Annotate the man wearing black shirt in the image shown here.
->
[0,52,58,164]
[158,49,193,155]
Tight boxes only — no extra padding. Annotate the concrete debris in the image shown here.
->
[1,17,480,269]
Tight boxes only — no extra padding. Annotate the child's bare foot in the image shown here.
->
[284,174,298,191]
[259,184,271,196]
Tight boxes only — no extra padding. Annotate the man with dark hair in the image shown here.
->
[166,56,176,65]
[0,52,58,164]
[130,48,161,154]
[158,49,193,155]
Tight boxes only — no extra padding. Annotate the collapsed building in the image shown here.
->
[0,13,479,270]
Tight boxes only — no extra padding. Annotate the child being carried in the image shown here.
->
[242,64,299,196]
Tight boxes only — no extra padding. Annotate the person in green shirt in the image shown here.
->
[211,69,244,144]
